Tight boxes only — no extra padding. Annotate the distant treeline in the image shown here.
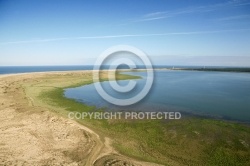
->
[178,67,250,73]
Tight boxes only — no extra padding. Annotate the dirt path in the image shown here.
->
[0,72,162,166]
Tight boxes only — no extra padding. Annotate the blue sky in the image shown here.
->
[0,0,250,66]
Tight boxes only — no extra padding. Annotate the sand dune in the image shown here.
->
[0,72,161,166]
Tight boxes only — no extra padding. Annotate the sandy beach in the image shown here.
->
[0,71,162,166]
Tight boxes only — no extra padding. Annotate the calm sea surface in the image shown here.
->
[64,70,250,122]
[0,66,93,74]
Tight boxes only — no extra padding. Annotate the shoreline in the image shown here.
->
[1,71,250,165]
[0,69,92,77]
[2,70,249,124]
[1,65,250,76]
[0,71,161,166]
[1,70,250,124]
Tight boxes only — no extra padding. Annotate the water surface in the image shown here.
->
[64,70,250,122]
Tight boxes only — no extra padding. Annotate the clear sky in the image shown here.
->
[0,0,250,66]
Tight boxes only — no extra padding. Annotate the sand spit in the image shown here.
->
[0,71,162,166]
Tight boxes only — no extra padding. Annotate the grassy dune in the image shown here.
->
[24,71,250,166]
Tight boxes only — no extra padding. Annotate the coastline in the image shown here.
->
[1,66,250,77]
[0,71,161,166]
[0,71,250,165]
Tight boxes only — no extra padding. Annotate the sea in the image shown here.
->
[0,66,93,75]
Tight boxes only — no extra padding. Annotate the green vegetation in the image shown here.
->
[30,72,250,166]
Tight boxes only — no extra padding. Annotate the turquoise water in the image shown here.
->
[64,70,250,122]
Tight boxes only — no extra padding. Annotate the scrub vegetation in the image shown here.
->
[23,71,250,166]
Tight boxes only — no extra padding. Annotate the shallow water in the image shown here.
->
[64,70,250,122]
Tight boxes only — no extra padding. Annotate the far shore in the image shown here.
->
[1,66,250,77]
